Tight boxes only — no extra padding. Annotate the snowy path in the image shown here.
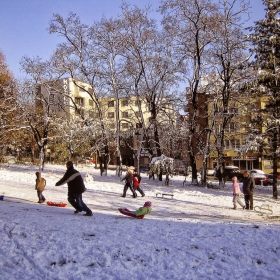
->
[1,164,280,280]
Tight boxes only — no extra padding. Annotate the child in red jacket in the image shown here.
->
[133,171,145,197]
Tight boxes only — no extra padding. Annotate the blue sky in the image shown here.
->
[0,0,265,79]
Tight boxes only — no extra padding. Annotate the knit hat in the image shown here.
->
[144,201,152,207]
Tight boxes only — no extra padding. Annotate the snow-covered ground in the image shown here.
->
[1,163,280,280]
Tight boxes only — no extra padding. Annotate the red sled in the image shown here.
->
[47,201,67,207]
[118,208,145,219]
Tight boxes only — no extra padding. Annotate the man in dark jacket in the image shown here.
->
[55,161,93,216]
[242,170,255,210]
[121,168,137,198]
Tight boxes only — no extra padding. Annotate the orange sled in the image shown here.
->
[47,201,67,207]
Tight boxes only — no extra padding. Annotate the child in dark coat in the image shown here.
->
[121,168,137,198]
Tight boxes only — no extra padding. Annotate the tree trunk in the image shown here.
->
[272,131,278,199]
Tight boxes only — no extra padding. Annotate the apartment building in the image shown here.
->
[39,78,175,166]
[186,82,276,173]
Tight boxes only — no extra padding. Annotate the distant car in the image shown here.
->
[267,174,273,185]
[269,172,280,179]
[199,168,215,176]
[206,168,215,176]
[249,169,270,186]
[249,169,266,176]
[215,166,244,181]
[267,173,280,185]
[174,166,188,175]
[139,165,149,173]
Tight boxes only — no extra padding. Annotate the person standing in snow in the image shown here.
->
[35,172,46,203]
[232,176,245,210]
[242,170,255,210]
[133,171,145,197]
[121,168,137,198]
[55,161,93,216]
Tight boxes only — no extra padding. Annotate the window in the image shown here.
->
[75,108,85,117]
[232,139,240,149]
[224,139,231,149]
[121,100,128,107]
[88,111,94,118]
[122,112,129,118]
[108,112,114,118]
[75,97,84,106]
[224,138,240,149]
[225,122,236,133]
[49,94,55,105]
[108,101,114,107]
[89,100,93,106]
[229,107,238,114]
[121,123,129,129]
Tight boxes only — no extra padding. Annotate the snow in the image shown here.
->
[1,163,280,280]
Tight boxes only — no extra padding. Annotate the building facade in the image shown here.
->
[39,78,176,167]
[186,83,277,173]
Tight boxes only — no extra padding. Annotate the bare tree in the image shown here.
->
[247,0,280,198]
[160,0,220,184]
[18,56,64,170]
[48,13,117,175]
[207,0,251,187]
[118,3,181,180]
[0,51,18,158]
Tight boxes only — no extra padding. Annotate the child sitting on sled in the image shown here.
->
[134,201,152,216]
[119,201,152,219]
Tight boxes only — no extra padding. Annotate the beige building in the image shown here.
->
[206,95,276,173]
[39,78,176,166]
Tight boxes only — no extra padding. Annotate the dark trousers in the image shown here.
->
[37,190,45,202]
[134,186,145,197]
[68,192,92,214]
[122,183,137,198]
[244,194,254,210]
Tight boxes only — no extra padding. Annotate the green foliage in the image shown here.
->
[249,0,280,92]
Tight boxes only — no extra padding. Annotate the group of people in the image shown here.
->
[35,162,255,217]
[232,170,255,210]
[35,161,93,217]
[35,162,147,217]
[121,168,145,198]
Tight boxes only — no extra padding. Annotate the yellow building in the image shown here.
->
[39,78,175,166]
[207,94,275,173]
